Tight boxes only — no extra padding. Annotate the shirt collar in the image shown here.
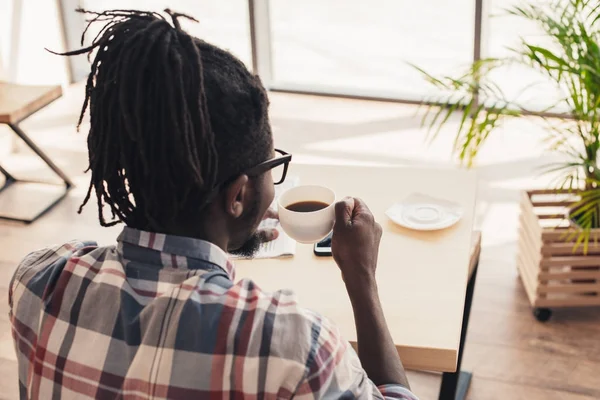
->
[116,227,235,280]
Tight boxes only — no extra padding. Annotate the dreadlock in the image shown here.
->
[54,9,273,230]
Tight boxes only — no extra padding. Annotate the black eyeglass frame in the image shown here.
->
[241,148,291,185]
[201,148,292,208]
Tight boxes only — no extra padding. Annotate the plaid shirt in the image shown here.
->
[9,227,418,399]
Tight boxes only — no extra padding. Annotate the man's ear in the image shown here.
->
[223,175,250,218]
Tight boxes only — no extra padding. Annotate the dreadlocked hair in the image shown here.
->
[54,9,273,231]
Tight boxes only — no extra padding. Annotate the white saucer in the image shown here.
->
[386,194,463,231]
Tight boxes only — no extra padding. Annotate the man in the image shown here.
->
[9,9,418,399]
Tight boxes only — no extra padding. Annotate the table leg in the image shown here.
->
[0,123,72,223]
[0,165,16,197]
[8,123,74,187]
[438,261,479,400]
[0,164,17,183]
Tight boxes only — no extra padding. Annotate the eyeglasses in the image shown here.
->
[201,148,292,208]
[243,148,292,185]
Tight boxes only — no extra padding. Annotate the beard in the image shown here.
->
[229,232,262,258]
[228,190,263,258]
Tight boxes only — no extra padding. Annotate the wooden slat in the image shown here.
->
[521,256,541,295]
[529,191,578,208]
[531,200,575,207]
[516,236,541,294]
[533,295,600,307]
[542,228,600,243]
[541,264,600,272]
[519,215,542,254]
[518,224,541,269]
[539,219,570,230]
[520,195,542,238]
[538,214,567,220]
[519,230,542,270]
[539,270,600,281]
[518,218,548,292]
[541,241,600,256]
[541,228,583,242]
[516,257,535,303]
[519,192,542,249]
[541,256,600,268]
[517,228,539,270]
[516,231,536,278]
[516,255,540,306]
[528,189,563,195]
[528,189,577,195]
[538,283,600,294]
[516,234,534,273]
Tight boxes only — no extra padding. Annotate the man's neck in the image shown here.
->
[159,217,230,254]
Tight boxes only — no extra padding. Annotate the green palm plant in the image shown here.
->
[417,0,600,250]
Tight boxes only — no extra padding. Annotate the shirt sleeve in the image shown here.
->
[292,311,419,400]
[9,241,98,311]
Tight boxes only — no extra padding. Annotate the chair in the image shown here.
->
[0,82,73,223]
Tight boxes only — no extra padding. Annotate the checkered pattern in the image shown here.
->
[9,227,418,399]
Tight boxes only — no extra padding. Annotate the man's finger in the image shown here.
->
[257,228,279,243]
[334,197,355,226]
[263,208,279,220]
[352,198,372,215]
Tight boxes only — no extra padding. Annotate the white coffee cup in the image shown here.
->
[278,185,336,243]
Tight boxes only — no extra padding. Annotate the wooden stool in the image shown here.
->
[438,230,481,400]
[0,82,73,223]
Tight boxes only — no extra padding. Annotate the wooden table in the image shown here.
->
[236,163,477,376]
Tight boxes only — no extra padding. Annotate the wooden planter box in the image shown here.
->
[517,190,600,321]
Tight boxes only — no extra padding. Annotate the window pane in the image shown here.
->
[485,0,566,112]
[80,0,252,69]
[269,0,476,100]
[1,0,68,84]
[0,0,12,79]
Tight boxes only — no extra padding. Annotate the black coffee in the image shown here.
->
[286,200,329,213]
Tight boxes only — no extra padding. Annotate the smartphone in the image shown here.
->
[314,232,333,256]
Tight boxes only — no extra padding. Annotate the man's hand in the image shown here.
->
[331,197,383,287]
[257,208,279,243]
